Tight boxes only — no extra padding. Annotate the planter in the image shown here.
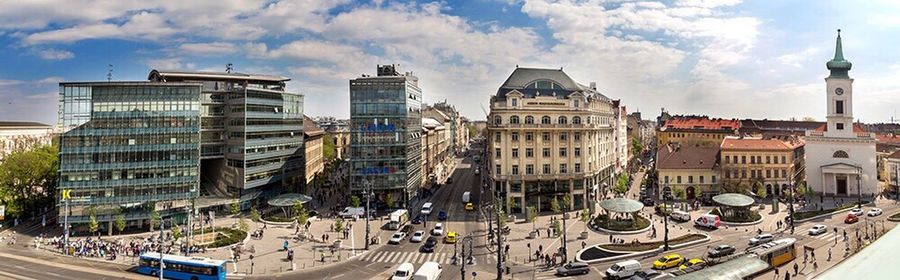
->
[579,231,589,240]
[528,231,537,239]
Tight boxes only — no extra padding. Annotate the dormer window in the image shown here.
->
[574,99,580,108]
[511,98,518,107]
[525,80,565,90]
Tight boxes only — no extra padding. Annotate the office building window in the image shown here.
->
[712,176,717,183]
[510,116,520,124]
[836,100,844,114]
[525,116,534,124]
[511,165,519,175]
[511,132,519,141]
[511,98,518,107]
[526,148,534,158]
[543,164,551,174]
[782,169,787,178]
[560,132,567,142]
[574,163,581,173]
[512,148,519,158]
[542,148,550,157]
[574,132,581,141]
[664,176,669,183]
[781,156,786,164]
[742,156,746,164]
[494,133,500,142]
[836,123,844,130]
[495,148,501,158]
[700,176,705,184]
[495,164,501,175]
[574,147,581,157]
[677,176,682,184]
[766,156,771,164]
[542,132,550,141]
[688,176,693,184]
[541,116,551,124]
[525,132,534,141]
[725,156,730,164]
[766,169,771,178]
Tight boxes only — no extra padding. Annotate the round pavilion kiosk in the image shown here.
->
[711,193,761,223]
[595,198,649,232]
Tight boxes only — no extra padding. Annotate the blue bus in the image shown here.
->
[138,253,227,280]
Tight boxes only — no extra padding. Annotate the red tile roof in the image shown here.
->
[888,150,900,160]
[876,134,900,145]
[656,144,720,170]
[721,138,796,151]
[663,116,740,131]
[814,123,866,133]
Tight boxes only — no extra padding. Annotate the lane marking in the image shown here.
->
[0,270,39,280]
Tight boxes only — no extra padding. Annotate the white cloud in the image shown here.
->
[777,48,819,67]
[178,42,238,55]
[35,48,74,60]
[24,11,177,44]
[145,58,196,70]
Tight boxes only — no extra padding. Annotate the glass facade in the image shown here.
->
[349,67,422,208]
[58,82,202,223]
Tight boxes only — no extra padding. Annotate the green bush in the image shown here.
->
[593,213,651,231]
[709,208,762,223]
[262,212,296,223]
[792,202,863,221]
[600,233,706,252]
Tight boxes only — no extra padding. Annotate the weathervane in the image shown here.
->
[107,64,113,82]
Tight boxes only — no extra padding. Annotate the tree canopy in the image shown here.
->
[0,145,59,219]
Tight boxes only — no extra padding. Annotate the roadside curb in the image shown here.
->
[588,223,651,235]
[575,234,710,264]
[0,251,142,279]
[795,207,854,223]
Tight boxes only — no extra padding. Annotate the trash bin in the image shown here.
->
[333,239,342,249]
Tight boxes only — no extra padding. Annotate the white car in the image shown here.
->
[411,230,426,242]
[867,208,883,217]
[432,223,444,236]
[809,224,827,235]
[749,233,774,246]
[389,232,407,244]
[392,262,415,280]
[849,208,864,217]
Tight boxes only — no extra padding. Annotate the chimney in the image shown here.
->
[590,82,597,90]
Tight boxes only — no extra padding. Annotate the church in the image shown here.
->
[804,30,878,197]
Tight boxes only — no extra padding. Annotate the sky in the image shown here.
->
[2,0,900,125]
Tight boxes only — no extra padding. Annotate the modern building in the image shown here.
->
[657,116,740,147]
[804,31,878,197]
[349,64,423,208]
[57,82,202,227]
[719,137,804,197]
[487,67,618,213]
[656,143,720,200]
[304,115,325,190]
[0,121,53,160]
[148,70,305,207]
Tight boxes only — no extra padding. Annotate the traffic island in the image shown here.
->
[575,233,709,263]
[792,202,864,223]
[709,208,763,225]
[887,212,900,222]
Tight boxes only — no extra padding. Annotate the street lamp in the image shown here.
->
[364,180,374,250]
[663,182,670,251]
[856,165,863,208]
[460,235,474,280]
[561,209,569,262]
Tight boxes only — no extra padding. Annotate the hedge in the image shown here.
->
[593,214,651,231]
[191,227,247,248]
[709,208,762,223]
[600,233,706,252]
[792,202,863,221]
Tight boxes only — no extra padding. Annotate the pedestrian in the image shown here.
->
[793,262,799,276]
[582,241,587,249]
[774,268,779,279]
[785,272,791,280]
[538,244,543,253]
[813,261,818,271]
[828,248,832,261]
[811,251,815,261]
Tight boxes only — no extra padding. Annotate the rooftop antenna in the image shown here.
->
[226,63,234,73]
[107,64,113,82]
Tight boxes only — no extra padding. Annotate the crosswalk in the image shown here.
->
[357,250,498,265]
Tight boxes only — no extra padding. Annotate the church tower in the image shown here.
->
[825,29,854,138]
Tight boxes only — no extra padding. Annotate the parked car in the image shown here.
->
[411,230,426,242]
[670,211,691,222]
[432,223,444,236]
[392,263,415,280]
[389,232,408,244]
[809,225,827,235]
[849,208,864,217]
[421,202,434,215]
[652,254,684,270]
[421,237,438,253]
[413,261,442,280]
[412,215,424,224]
[556,262,590,276]
[844,214,859,224]
[629,270,665,280]
[606,260,641,279]
[868,208,883,217]
[641,197,655,206]
[706,244,736,258]
[437,211,448,221]
[749,233,775,246]
[678,258,706,271]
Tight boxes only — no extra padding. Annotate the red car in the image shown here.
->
[844,214,859,224]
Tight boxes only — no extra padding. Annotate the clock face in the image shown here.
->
[835,87,844,95]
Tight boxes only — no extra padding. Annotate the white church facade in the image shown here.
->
[804,30,878,197]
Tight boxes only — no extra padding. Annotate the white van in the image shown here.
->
[392,262,415,280]
[421,202,433,215]
[695,214,721,229]
[606,260,641,279]
[462,192,471,203]
[413,261,442,280]
[671,210,691,222]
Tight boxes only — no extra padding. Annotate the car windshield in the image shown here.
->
[610,264,621,271]
[394,271,408,277]
[658,257,668,262]
[393,234,402,238]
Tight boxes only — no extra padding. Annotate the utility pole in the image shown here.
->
[562,205,568,263]
[663,183,670,251]
[364,180,373,250]
[62,190,70,256]
[159,217,165,280]
[186,200,193,256]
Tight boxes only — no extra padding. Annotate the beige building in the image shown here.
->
[487,67,618,213]
[720,137,804,197]
[885,150,900,194]
[656,144,720,200]
[0,121,53,160]
[304,115,325,189]
[422,117,452,188]
[657,116,740,147]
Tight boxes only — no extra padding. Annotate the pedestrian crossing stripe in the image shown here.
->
[360,251,456,264]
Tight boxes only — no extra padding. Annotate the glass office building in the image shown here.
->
[58,82,202,224]
[148,70,304,208]
[349,65,422,208]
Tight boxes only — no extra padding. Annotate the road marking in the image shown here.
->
[403,252,415,263]
[375,252,389,262]
[0,270,38,280]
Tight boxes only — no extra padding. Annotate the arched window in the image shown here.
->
[572,116,582,124]
[833,150,849,158]
[558,116,568,124]
[541,116,551,124]
[493,116,502,125]
[525,116,534,124]
[509,116,520,124]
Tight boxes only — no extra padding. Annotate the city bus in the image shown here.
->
[138,253,227,280]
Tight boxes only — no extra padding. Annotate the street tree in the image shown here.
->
[580,209,591,231]
[171,224,182,241]
[237,217,249,232]
[498,206,507,228]
[115,214,126,235]
[229,202,240,216]
[250,206,260,224]
[526,206,538,233]
[351,195,361,208]
[0,145,59,220]
[333,218,344,232]
[323,134,337,162]
[293,201,309,228]
[507,198,519,213]
[550,196,561,214]
[561,195,572,212]
[89,211,99,237]
[631,138,643,158]
[673,188,686,200]
[149,210,160,232]
[614,173,630,196]
[754,182,767,198]
[384,193,395,209]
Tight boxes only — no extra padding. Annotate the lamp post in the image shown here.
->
[364,179,374,250]
[857,165,863,208]
[461,235,474,280]
[663,183,670,251]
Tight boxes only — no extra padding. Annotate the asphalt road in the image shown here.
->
[269,147,493,280]
[0,246,142,280]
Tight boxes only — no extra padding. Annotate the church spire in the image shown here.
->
[826,29,852,79]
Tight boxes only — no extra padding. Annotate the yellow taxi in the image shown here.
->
[679,258,706,271]
[444,231,458,243]
[652,253,684,270]
[465,203,474,211]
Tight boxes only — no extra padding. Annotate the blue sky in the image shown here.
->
[3,0,900,125]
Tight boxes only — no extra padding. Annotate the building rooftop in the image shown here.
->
[740,119,824,131]
[494,66,610,101]
[303,115,324,137]
[422,118,444,130]
[148,69,289,84]
[721,137,797,151]
[0,121,51,128]
[656,144,719,170]
[887,150,900,160]
[813,122,866,133]
[662,116,740,131]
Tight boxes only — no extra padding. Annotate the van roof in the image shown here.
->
[617,259,640,265]
[397,262,415,271]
